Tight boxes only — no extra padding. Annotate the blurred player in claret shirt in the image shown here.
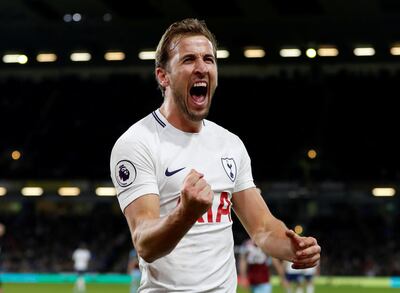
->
[239,238,286,293]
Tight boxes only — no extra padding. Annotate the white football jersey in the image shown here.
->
[241,240,271,265]
[284,260,303,274]
[72,248,91,271]
[110,109,255,292]
[302,265,317,276]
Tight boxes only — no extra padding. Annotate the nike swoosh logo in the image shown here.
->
[165,167,186,177]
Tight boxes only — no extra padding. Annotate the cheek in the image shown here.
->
[210,67,218,82]
[172,70,188,87]
[211,73,218,89]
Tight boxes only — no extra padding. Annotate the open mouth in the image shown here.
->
[189,82,208,104]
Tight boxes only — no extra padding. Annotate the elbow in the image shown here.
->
[139,253,156,263]
[138,248,157,263]
[134,235,171,263]
[137,246,171,263]
[131,224,175,263]
[132,232,159,263]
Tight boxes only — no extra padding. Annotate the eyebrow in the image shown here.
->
[204,53,215,59]
[180,53,215,61]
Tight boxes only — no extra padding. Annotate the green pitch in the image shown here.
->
[3,283,127,293]
[3,283,400,293]
[239,285,399,293]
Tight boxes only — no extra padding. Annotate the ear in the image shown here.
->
[156,67,169,88]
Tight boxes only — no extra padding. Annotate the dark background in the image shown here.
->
[2,0,400,183]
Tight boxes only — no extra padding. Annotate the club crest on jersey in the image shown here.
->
[221,158,237,182]
[115,160,136,187]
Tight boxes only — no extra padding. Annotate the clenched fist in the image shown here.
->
[180,169,213,222]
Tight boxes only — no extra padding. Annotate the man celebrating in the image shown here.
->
[110,18,320,292]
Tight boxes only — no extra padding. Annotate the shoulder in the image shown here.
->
[204,120,248,156]
[111,112,159,156]
[115,113,156,143]
[204,120,242,142]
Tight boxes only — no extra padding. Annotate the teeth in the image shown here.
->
[193,82,207,87]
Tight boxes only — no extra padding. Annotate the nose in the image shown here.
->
[194,59,208,75]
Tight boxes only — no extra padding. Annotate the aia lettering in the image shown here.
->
[197,192,231,223]
[216,192,231,222]
[176,192,232,223]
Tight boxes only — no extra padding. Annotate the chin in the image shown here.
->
[187,108,209,122]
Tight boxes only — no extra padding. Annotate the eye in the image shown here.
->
[204,56,215,64]
[182,56,194,63]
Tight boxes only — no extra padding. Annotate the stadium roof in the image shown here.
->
[2,0,400,70]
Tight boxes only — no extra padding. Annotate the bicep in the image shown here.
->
[232,188,279,238]
[124,193,160,234]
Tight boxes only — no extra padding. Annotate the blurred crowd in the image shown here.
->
[0,201,130,273]
[0,197,399,276]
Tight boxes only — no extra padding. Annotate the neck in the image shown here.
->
[159,101,202,133]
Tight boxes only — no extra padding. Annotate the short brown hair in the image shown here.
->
[155,18,218,95]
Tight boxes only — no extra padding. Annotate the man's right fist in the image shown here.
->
[180,169,213,221]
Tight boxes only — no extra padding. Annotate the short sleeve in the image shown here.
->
[233,137,255,193]
[110,134,159,212]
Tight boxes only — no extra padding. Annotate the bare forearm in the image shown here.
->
[132,205,196,263]
[126,171,213,264]
[234,189,320,269]
[254,219,294,261]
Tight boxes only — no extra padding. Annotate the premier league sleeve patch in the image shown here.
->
[115,160,137,187]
